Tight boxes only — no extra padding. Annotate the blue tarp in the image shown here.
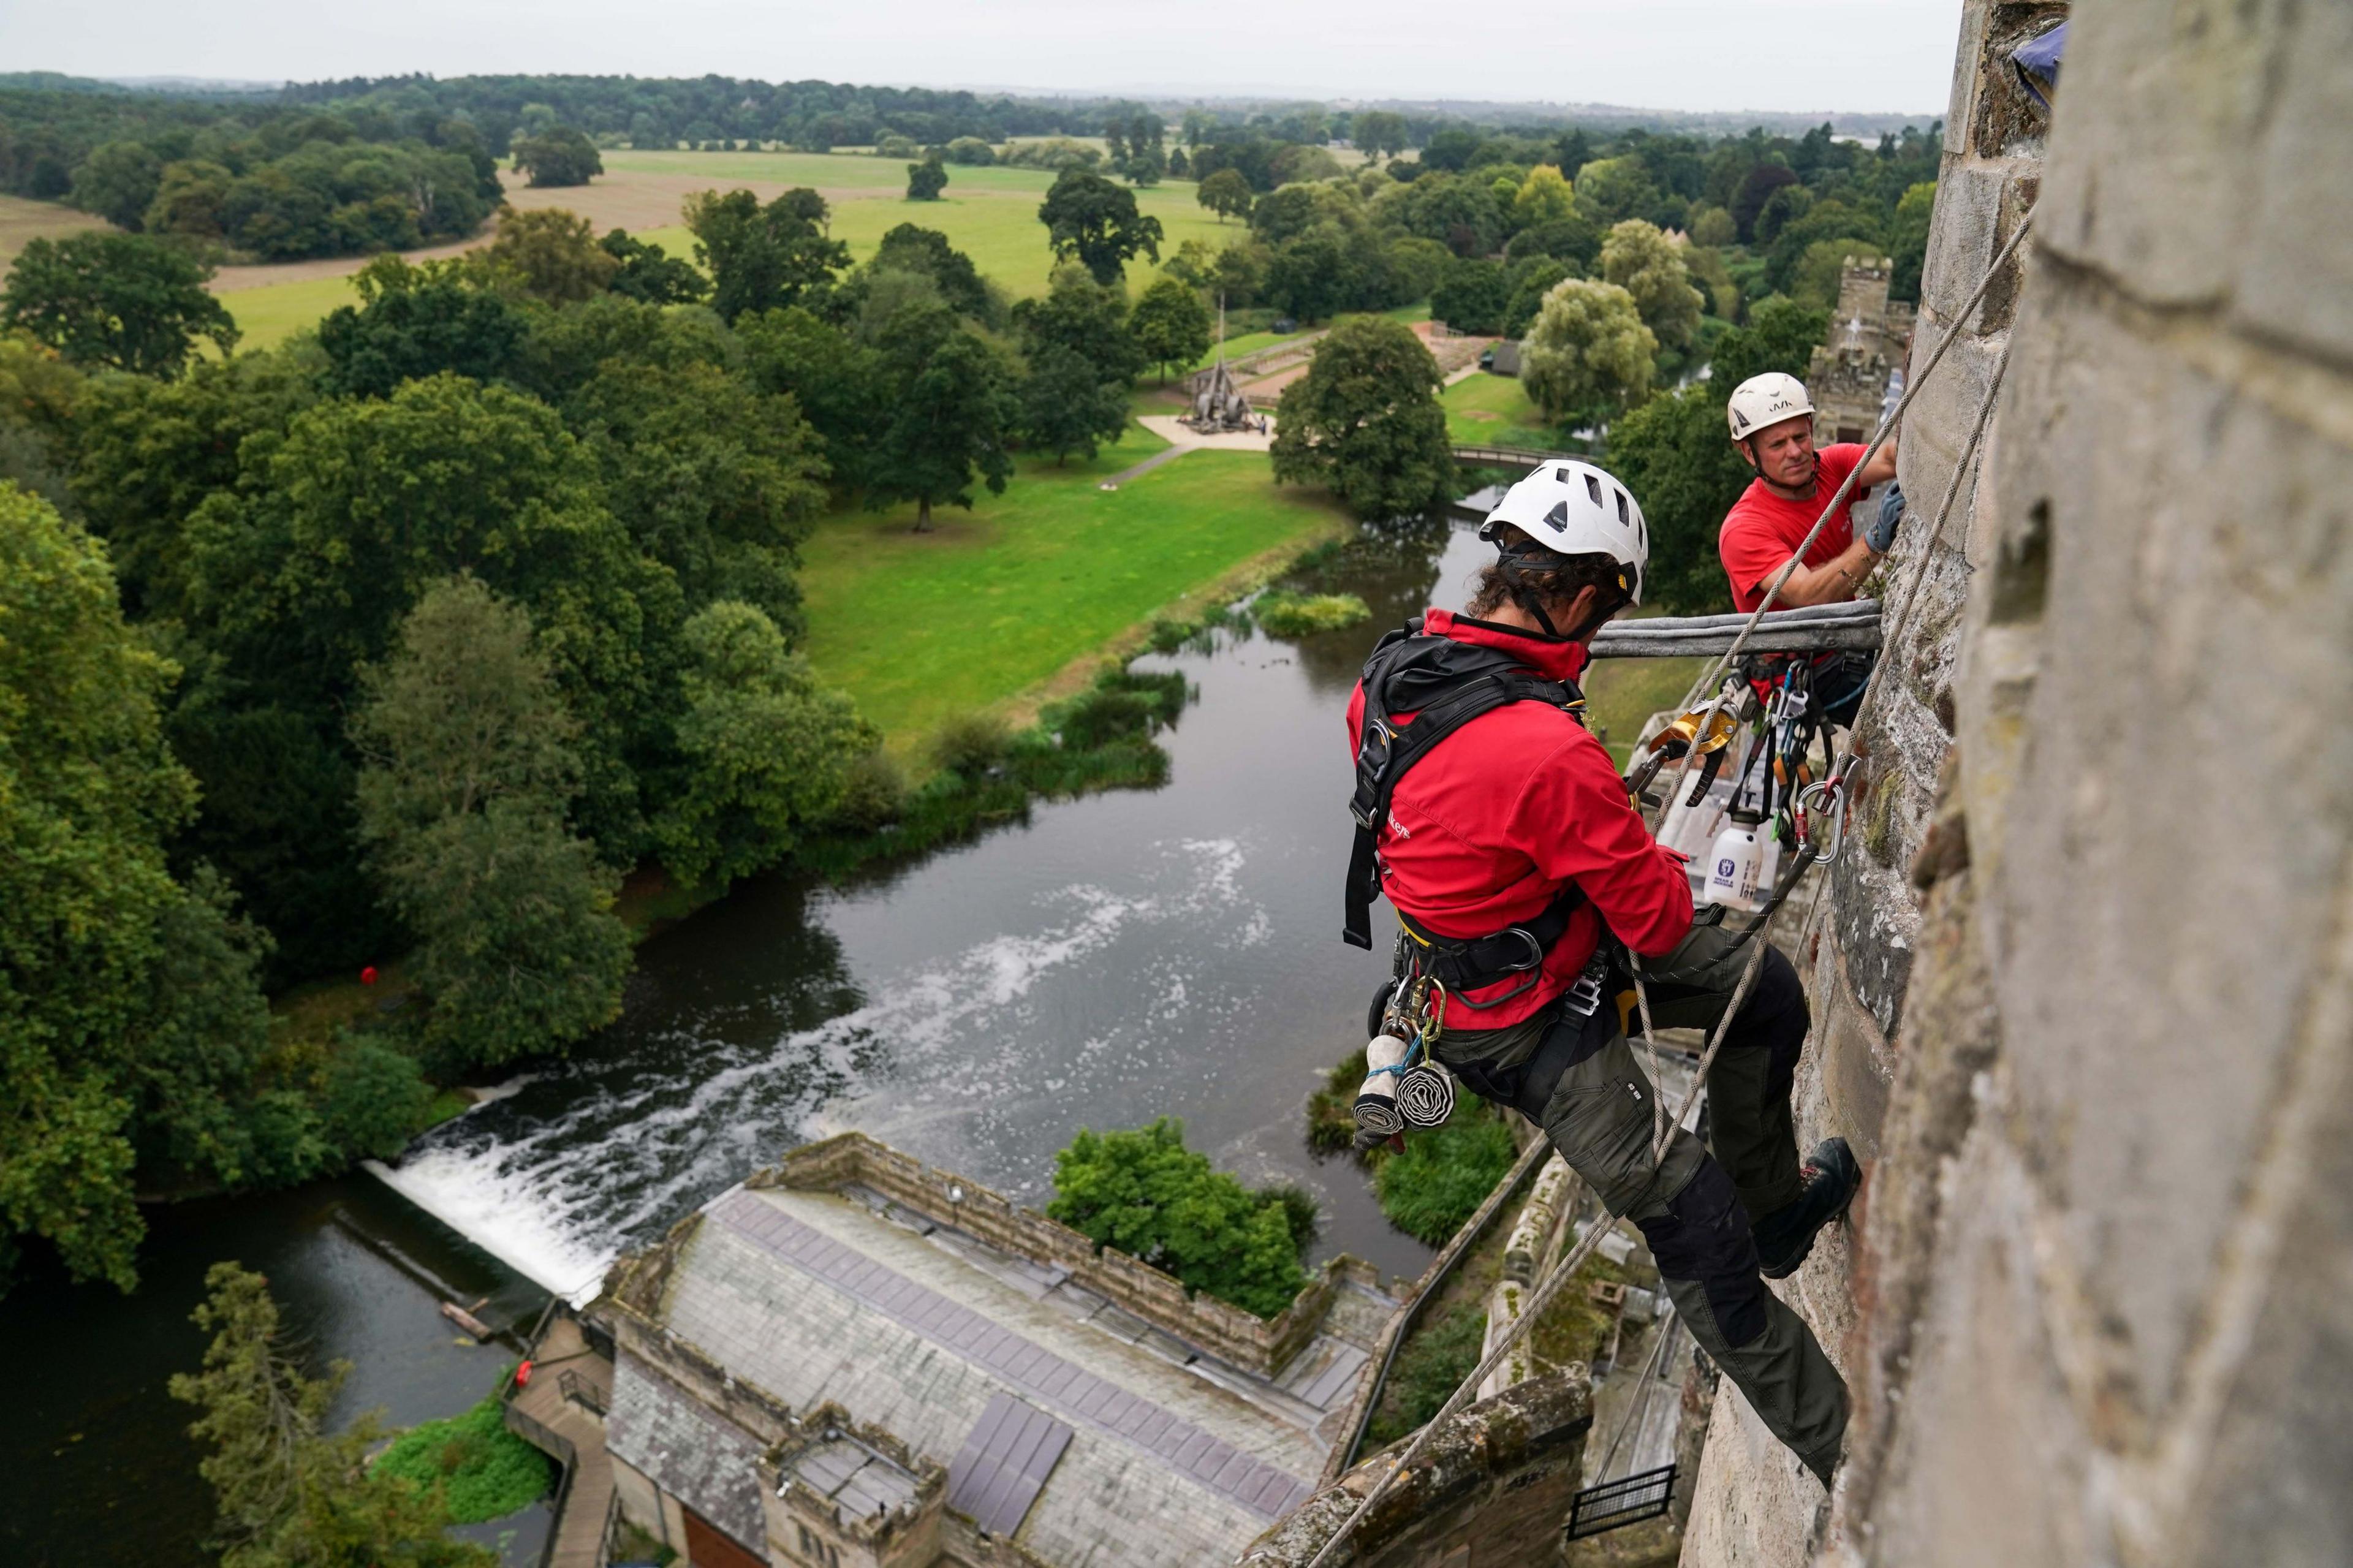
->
[2014,21,2068,107]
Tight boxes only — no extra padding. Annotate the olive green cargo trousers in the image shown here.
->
[1433,915,1848,1482]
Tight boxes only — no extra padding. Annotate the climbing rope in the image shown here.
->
[1298,212,2037,1568]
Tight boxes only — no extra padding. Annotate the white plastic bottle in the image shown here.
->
[1705,807,1767,912]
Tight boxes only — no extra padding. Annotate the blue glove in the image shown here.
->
[1866,482,1905,553]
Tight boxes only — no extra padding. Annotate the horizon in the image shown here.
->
[2,0,1963,118]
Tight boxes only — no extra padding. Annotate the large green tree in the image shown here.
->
[0,485,277,1292]
[684,187,851,322]
[68,139,164,229]
[1048,1119,1311,1319]
[1196,167,1253,224]
[1010,262,1143,385]
[510,125,602,187]
[1430,257,1509,335]
[1599,218,1705,352]
[1520,278,1656,423]
[653,601,872,887]
[316,257,530,400]
[350,577,632,1068]
[1037,169,1164,284]
[474,206,618,304]
[597,230,708,306]
[564,357,830,631]
[870,326,1017,531]
[170,1262,498,1568]
[737,305,892,497]
[184,372,680,862]
[1270,315,1455,520]
[1127,276,1210,383]
[1,232,237,376]
[1018,346,1129,466]
[906,155,947,201]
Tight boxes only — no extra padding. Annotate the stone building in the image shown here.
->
[1675,0,2353,1562]
[1806,256,1915,447]
[585,1132,1400,1567]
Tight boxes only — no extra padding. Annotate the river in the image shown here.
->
[4,510,1497,1567]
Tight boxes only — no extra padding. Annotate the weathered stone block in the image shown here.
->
[1987,276,2353,1414]
[2230,1,2353,365]
[1917,160,2036,335]
[2033,0,2276,308]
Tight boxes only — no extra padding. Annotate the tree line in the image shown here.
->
[0,180,1215,1295]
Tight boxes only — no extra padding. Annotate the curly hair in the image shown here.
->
[1463,533,1631,621]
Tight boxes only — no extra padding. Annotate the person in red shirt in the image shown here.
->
[1719,372,1903,613]
[1343,460,1856,1485]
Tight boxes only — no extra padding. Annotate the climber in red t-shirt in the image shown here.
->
[1718,373,1903,613]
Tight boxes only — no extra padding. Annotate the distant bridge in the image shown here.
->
[1451,444,1580,471]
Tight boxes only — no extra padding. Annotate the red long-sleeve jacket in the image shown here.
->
[1344,610,1694,1029]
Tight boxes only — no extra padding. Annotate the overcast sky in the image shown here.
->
[3,0,1962,115]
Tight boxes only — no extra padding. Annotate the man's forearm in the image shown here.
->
[1857,428,1899,488]
[1766,537,1882,607]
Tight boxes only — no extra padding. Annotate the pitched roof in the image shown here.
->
[634,1181,1374,1566]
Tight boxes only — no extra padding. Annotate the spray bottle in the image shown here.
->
[1705,805,1767,912]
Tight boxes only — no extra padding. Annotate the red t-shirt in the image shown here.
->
[1344,610,1694,1029]
[1718,442,1867,613]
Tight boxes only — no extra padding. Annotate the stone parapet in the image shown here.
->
[1237,1368,1593,1568]
[749,1131,1347,1378]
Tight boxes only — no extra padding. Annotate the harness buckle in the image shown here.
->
[1493,926,1547,974]
[1561,949,1610,1017]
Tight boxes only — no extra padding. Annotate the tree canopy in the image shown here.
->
[511,124,602,187]
[1270,316,1455,520]
[1048,1119,1313,1319]
[1,233,238,376]
[1037,169,1164,285]
[906,154,947,201]
[1521,278,1656,423]
[684,186,852,322]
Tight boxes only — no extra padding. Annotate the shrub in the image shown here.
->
[1048,1118,1313,1319]
[373,1393,553,1524]
[832,748,907,831]
[1305,1047,1371,1154]
[319,1039,433,1161]
[931,711,1012,776]
[1373,1096,1519,1244]
[1252,590,1371,637]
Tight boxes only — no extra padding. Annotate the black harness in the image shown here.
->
[1344,618,1594,1004]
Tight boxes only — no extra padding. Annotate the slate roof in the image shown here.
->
[605,1350,768,1552]
[631,1181,1373,1567]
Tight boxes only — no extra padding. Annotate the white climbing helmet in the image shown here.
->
[1726,372,1814,440]
[1477,460,1648,606]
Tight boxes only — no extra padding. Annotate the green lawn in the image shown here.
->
[797,441,1344,748]
[219,272,363,348]
[1442,372,1567,452]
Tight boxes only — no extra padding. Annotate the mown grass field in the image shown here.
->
[1441,371,1566,452]
[797,440,1346,749]
[218,151,1235,346]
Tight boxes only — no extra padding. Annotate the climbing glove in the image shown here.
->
[1866,482,1905,553]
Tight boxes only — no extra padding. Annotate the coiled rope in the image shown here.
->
[1292,211,2035,1568]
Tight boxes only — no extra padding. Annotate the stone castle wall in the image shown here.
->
[1684,1,2353,1562]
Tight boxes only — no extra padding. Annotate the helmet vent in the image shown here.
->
[1543,501,1568,527]
[1615,490,1630,525]
[1585,473,1602,507]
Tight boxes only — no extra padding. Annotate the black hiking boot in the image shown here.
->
[1751,1137,1861,1280]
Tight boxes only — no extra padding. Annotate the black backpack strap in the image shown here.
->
[1344,635,1583,948]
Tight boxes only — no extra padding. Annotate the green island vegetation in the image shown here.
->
[372,1392,555,1524]
[1048,1118,1320,1319]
